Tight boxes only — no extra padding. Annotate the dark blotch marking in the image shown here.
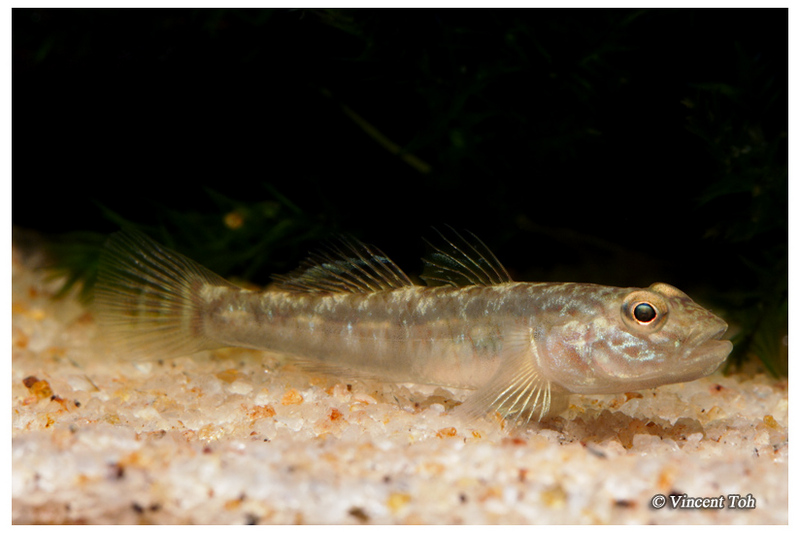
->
[348,507,369,523]
[110,463,125,479]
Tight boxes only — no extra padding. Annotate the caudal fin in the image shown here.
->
[93,230,234,359]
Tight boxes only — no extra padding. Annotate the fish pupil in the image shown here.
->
[633,303,657,323]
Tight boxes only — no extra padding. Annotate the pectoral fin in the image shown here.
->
[456,333,568,425]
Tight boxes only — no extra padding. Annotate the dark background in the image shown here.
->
[12,9,788,373]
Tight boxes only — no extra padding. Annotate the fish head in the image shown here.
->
[539,282,732,394]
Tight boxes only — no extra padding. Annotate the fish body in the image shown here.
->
[94,230,732,424]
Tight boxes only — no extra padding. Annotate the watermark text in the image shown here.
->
[650,493,756,510]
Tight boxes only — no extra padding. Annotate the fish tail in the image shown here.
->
[93,230,234,359]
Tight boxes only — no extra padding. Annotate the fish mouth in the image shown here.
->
[638,334,732,389]
[689,339,733,368]
[689,320,728,345]
[683,324,733,378]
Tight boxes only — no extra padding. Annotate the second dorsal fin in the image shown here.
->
[273,236,414,294]
[420,228,513,287]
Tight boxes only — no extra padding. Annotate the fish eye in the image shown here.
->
[633,303,657,323]
[621,290,668,333]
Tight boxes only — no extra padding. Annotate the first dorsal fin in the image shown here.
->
[272,236,414,294]
[420,227,513,287]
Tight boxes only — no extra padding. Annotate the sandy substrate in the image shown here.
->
[11,241,788,524]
